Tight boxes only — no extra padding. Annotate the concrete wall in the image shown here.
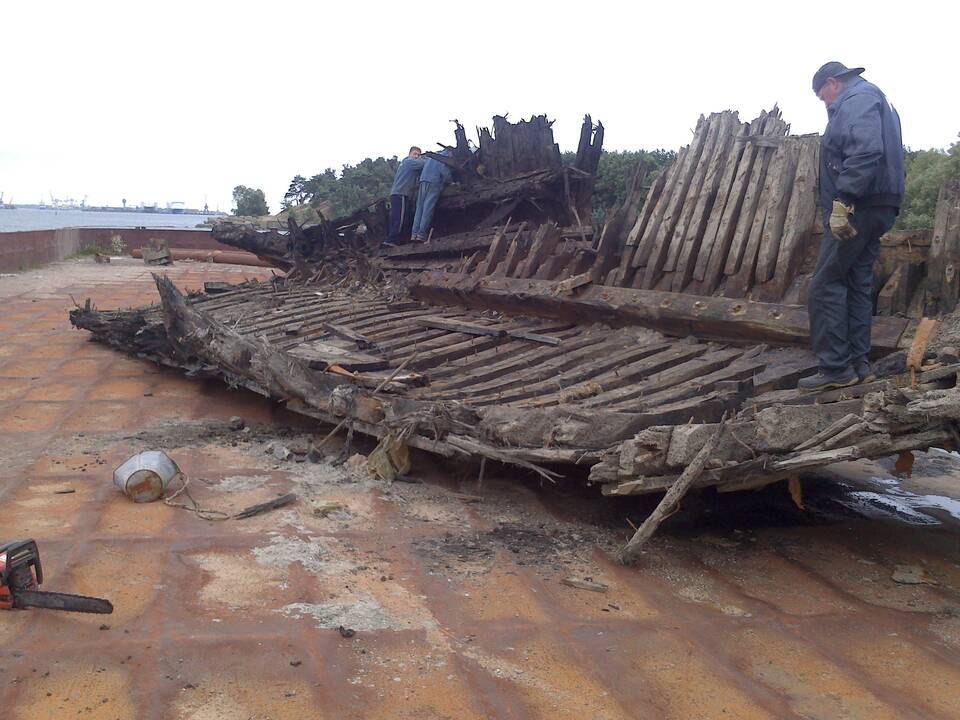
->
[0,227,236,273]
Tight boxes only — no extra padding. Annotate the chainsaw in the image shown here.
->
[0,540,113,614]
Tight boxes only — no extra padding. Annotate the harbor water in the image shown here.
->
[0,207,215,233]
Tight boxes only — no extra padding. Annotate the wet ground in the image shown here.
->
[1,258,959,719]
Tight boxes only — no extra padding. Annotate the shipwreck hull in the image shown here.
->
[70,269,960,498]
[70,111,960,499]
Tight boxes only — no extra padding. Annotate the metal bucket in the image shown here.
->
[113,451,182,503]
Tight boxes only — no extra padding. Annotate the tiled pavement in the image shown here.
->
[1,259,960,719]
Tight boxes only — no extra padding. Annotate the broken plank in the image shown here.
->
[323,322,378,350]
[415,316,507,337]
[286,341,388,372]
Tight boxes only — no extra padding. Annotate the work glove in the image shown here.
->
[829,200,857,241]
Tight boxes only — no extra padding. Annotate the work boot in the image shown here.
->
[855,360,876,383]
[797,367,859,392]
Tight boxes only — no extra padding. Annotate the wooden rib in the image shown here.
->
[468,341,679,406]
[641,118,712,288]
[516,343,713,408]
[631,146,689,270]
[754,136,802,284]
[430,335,647,401]
[614,170,668,286]
[607,348,766,410]
[671,112,741,292]
[664,112,726,273]
[763,136,820,301]
[726,131,795,297]
[584,347,741,409]
[722,113,787,278]
[515,223,561,279]
[692,120,752,286]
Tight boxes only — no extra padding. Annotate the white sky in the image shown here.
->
[2,0,957,212]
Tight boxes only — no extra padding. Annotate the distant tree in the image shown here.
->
[282,175,311,209]
[563,149,677,224]
[896,134,960,230]
[282,157,400,218]
[232,185,269,216]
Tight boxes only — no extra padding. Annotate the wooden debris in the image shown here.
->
[618,417,728,563]
[234,493,297,519]
[561,577,609,593]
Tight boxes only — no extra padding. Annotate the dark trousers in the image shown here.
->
[807,206,897,372]
[388,194,415,243]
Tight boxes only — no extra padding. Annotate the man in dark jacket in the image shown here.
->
[387,147,424,245]
[799,62,905,391]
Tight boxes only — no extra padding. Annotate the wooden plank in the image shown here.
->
[599,347,766,410]
[671,112,741,292]
[763,136,820,300]
[505,329,563,346]
[597,347,744,411]
[907,318,938,372]
[754,136,802,283]
[615,170,668,286]
[641,118,712,288]
[495,224,531,277]
[436,336,661,402]
[725,132,795,297]
[516,223,560,279]
[415,316,507,338]
[699,111,773,291]
[691,121,751,285]
[722,112,786,278]
[877,262,922,316]
[322,322,377,350]
[924,179,960,314]
[518,344,715,408]
[426,332,603,395]
[632,146,689,270]
[470,341,682,406]
[476,224,511,276]
[286,341,388,372]
[664,112,727,274]
[411,271,910,352]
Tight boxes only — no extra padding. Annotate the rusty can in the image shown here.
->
[113,451,182,503]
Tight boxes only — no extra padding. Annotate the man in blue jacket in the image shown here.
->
[411,149,453,242]
[799,62,905,391]
[387,146,424,245]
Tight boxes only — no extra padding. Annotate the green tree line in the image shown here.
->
[270,136,959,228]
[897,136,960,229]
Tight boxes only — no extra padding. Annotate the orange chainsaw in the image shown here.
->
[0,540,113,614]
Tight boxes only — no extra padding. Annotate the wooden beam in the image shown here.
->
[411,271,910,351]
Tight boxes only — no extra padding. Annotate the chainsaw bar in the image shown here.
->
[14,590,114,614]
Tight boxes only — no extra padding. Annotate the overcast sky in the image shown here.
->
[2,0,957,212]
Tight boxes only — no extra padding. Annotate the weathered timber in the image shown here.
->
[753,136,803,284]
[642,118,712,288]
[671,112,740,292]
[615,170,668,286]
[877,262,923,316]
[762,136,820,300]
[723,112,787,279]
[691,120,752,286]
[618,417,728,561]
[411,271,909,350]
[726,133,799,297]
[925,178,960,314]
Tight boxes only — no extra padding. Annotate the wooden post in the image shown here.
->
[617,418,727,564]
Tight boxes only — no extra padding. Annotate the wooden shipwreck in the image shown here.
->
[71,112,960,506]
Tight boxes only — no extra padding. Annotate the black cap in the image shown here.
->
[812,62,865,93]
